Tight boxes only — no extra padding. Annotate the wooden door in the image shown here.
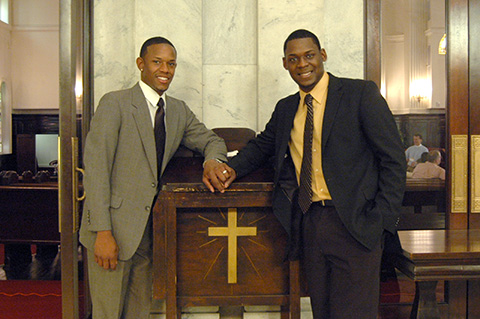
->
[59,1,92,318]
[366,0,479,317]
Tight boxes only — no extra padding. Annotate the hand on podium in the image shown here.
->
[202,159,237,193]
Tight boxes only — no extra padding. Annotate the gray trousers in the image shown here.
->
[87,217,153,319]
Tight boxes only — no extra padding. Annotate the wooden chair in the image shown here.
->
[212,127,256,152]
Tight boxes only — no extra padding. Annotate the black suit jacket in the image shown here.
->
[229,74,406,251]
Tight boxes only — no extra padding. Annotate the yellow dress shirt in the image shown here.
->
[289,72,331,201]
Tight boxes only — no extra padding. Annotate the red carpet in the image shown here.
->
[0,280,84,319]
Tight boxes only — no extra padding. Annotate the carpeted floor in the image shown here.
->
[0,280,85,319]
[0,275,435,319]
[0,242,443,319]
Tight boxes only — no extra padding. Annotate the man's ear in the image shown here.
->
[282,57,288,70]
[320,49,327,62]
[136,57,144,71]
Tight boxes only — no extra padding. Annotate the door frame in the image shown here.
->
[59,1,93,318]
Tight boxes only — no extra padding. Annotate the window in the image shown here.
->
[0,0,9,24]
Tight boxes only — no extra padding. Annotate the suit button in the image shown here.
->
[145,206,150,211]
[152,182,156,188]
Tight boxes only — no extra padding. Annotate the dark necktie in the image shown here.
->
[298,94,314,214]
[154,98,166,180]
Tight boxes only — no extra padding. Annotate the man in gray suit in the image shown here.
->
[80,37,229,319]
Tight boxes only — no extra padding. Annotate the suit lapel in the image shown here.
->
[131,83,157,179]
[322,74,343,149]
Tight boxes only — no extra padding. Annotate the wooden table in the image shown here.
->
[403,178,445,213]
[152,157,301,319]
[0,181,59,244]
[394,229,480,318]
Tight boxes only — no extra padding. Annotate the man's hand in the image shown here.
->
[94,230,119,270]
[202,159,237,193]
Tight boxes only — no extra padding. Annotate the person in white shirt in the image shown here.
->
[405,134,429,169]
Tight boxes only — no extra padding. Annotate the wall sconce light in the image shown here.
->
[413,95,425,103]
[410,79,431,103]
[438,33,447,55]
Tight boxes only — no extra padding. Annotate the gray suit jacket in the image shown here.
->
[79,83,227,260]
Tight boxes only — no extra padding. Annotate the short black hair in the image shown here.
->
[413,134,423,139]
[139,37,176,58]
[283,29,322,53]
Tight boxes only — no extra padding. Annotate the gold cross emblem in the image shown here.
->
[208,208,257,283]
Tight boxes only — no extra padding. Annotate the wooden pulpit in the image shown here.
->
[153,157,301,319]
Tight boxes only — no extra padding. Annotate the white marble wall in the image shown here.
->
[93,0,364,131]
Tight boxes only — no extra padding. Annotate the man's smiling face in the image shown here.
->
[136,43,177,96]
[283,37,327,92]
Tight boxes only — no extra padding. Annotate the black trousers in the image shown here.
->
[302,204,382,319]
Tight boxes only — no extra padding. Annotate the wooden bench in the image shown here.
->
[393,229,480,318]
[403,178,445,214]
[0,181,59,244]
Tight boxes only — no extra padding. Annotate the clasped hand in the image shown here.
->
[202,159,237,193]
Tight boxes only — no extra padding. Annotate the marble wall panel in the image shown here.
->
[323,0,363,78]
[94,0,204,116]
[203,65,257,130]
[257,0,325,130]
[93,0,135,108]
[94,0,365,130]
[203,0,257,65]
[203,0,257,128]
[136,0,203,117]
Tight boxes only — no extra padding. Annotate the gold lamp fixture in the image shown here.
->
[438,34,447,55]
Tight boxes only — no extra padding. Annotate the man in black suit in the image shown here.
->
[216,29,405,318]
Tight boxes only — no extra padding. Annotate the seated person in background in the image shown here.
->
[405,134,429,170]
[417,151,429,164]
[411,150,445,180]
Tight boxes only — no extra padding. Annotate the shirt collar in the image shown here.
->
[299,72,329,105]
[138,80,166,107]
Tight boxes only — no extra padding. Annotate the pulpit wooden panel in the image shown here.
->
[152,157,300,319]
[176,207,289,297]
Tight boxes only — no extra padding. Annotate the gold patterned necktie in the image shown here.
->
[154,98,166,180]
[298,94,314,214]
